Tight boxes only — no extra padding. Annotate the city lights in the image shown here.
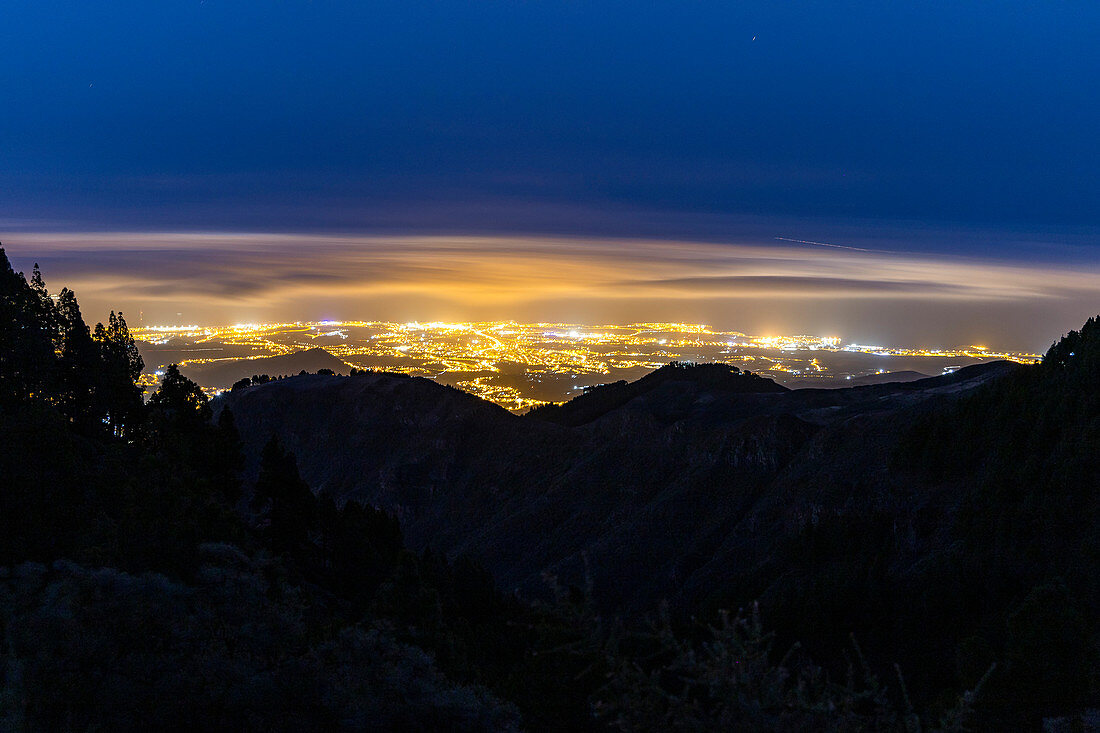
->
[133,321,1041,411]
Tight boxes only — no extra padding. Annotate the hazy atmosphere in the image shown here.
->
[3,2,1099,351]
[5,4,1100,729]
[7,228,1100,351]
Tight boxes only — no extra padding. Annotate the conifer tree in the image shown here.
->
[28,262,59,345]
[54,288,102,430]
[0,246,57,403]
[93,310,144,436]
[252,435,316,554]
[144,364,213,461]
[147,364,211,423]
[209,406,245,502]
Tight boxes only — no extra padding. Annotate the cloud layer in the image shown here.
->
[5,231,1099,351]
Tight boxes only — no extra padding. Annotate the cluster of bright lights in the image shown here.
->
[133,320,1042,411]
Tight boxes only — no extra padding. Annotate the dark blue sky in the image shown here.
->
[3,1,1099,240]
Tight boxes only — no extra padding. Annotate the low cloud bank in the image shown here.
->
[5,231,1098,350]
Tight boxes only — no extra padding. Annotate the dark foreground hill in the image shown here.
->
[220,349,1100,726]
[221,360,1016,611]
[782,369,931,389]
[179,346,350,388]
[5,248,1100,729]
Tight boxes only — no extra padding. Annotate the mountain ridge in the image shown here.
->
[218,358,1018,610]
[180,346,350,388]
[217,341,1100,722]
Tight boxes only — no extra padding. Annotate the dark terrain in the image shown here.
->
[220,360,1015,613]
[220,350,1100,728]
[4,248,1099,730]
[782,369,931,389]
[170,346,351,388]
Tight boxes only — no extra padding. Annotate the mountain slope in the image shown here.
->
[526,361,787,427]
[219,359,1016,608]
[782,369,931,389]
[181,347,350,387]
[220,371,578,552]
[220,341,1100,723]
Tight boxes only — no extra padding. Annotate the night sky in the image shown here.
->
[2,2,1099,349]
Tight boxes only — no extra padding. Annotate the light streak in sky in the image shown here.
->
[774,236,872,252]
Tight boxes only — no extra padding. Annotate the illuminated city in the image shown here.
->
[133,321,1041,411]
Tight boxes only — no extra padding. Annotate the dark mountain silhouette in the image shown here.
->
[137,337,262,369]
[7,248,1100,728]
[224,354,1088,723]
[526,361,787,426]
[180,346,350,387]
[219,359,1018,611]
[782,369,931,389]
[841,368,931,385]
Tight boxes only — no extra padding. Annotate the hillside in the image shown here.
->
[221,360,1018,606]
[220,350,1100,724]
[222,371,577,553]
[179,347,350,388]
[781,369,931,389]
[526,361,788,426]
[7,249,1100,729]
